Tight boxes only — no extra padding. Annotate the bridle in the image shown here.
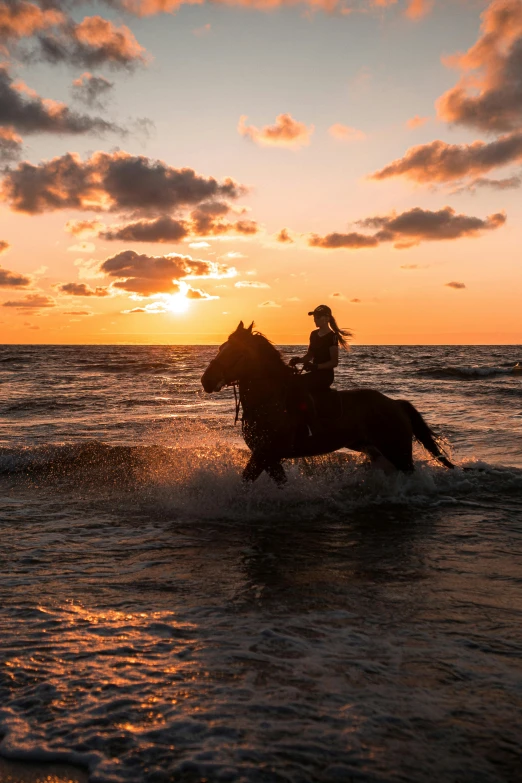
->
[208,342,248,425]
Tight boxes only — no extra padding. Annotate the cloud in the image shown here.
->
[62,310,92,315]
[0,1,64,43]
[238,113,313,149]
[0,65,120,137]
[309,206,506,249]
[0,125,23,162]
[445,281,466,289]
[65,219,106,237]
[99,249,231,296]
[98,208,258,243]
[455,173,522,193]
[2,293,55,308]
[369,131,522,183]
[0,264,32,287]
[193,23,211,36]
[71,72,114,109]
[1,150,245,215]
[34,16,147,70]
[328,123,366,141]
[350,298,361,302]
[330,292,346,299]
[276,228,293,243]
[358,205,506,247]
[101,216,189,243]
[56,282,110,296]
[0,239,8,254]
[309,232,379,249]
[119,0,432,18]
[404,0,433,20]
[258,300,281,308]
[436,0,522,134]
[234,280,270,288]
[186,285,217,300]
[406,115,429,129]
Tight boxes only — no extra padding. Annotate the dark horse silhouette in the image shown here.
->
[201,322,454,484]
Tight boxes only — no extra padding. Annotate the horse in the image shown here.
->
[201,321,454,484]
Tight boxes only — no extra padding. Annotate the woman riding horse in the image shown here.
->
[290,304,350,393]
[201,321,453,484]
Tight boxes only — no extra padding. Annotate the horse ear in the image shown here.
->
[237,320,244,331]
[247,322,254,334]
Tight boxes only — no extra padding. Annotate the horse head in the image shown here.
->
[201,321,255,393]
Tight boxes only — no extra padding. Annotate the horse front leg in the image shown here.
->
[265,461,287,486]
[242,453,286,486]
[242,454,264,483]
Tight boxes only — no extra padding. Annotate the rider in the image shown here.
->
[289,304,351,434]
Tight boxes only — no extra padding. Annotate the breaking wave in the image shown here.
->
[417,363,522,380]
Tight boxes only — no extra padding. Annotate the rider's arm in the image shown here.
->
[290,339,313,365]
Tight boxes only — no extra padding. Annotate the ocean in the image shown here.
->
[1,343,521,783]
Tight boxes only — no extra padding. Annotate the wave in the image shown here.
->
[76,361,176,375]
[417,363,522,380]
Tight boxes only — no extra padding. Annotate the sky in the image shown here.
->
[0,0,521,344]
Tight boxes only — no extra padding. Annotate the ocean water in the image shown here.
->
[1,344,521,783]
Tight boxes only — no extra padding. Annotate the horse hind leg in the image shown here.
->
[365,445,413,474]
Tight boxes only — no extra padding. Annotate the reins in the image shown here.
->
[230,381,242,426]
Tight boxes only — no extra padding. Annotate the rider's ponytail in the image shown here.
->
[329,314,352,349]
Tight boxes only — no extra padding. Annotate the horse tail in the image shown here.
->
[397,400,454,469]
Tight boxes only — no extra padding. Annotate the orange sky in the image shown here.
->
[1,0,521,344]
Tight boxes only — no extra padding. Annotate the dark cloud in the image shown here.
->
[357,206,506,248]
[99,249,221,296]
[437,0,522,133]
[32,15,147,70]
[100,216,189,243]
[98,208,258,243]
[1,150,246,215]
[0,65,120,137]
[71,72,114,109]
[309,206,506,250]
[453,173,522,194]
[445,281,466,289]
[0,264,32,287]
[2,292,55,308]
[56,282,110,296]
[369,131,522,184]
[0,239,9,254]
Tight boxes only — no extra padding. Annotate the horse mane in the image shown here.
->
[250,331,288,374]
[231,323,290,378]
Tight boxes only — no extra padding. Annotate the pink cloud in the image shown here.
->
[238,113,313,149]
[328,123,366,141]
[437,0,522,133]
[406,115,429,129]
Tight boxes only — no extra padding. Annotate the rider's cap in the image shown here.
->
[308,304,332,317]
